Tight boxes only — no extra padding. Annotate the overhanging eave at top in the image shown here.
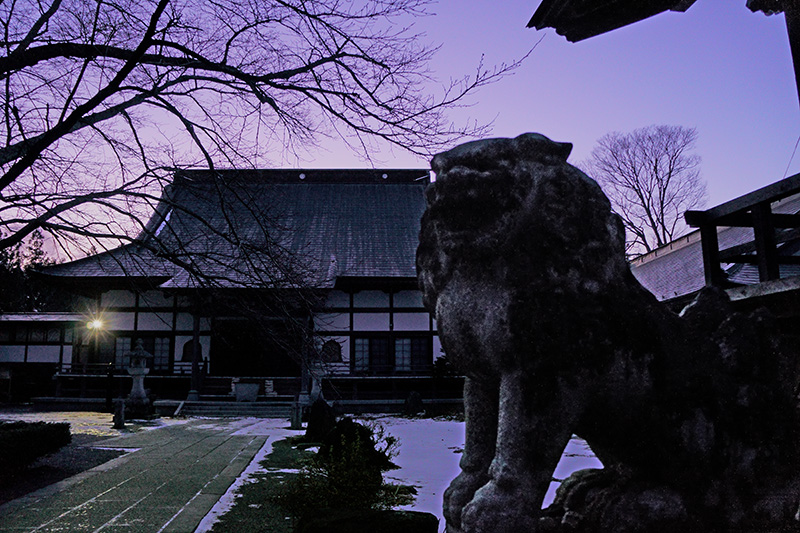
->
[528,0,698,42]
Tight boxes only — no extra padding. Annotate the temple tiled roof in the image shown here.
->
[41,169,429,289]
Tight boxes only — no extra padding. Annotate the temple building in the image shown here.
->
[3,169,462,406]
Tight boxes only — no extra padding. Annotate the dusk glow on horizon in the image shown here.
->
[296,1,799,209]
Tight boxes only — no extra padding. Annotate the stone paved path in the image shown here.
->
[0,418,290,532]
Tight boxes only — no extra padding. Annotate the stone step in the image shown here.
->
[177,401,294,418]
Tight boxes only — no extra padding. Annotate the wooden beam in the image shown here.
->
[720,255,800,265]
[689,172,800,224]
[718,227,800,260]
[684,210,707,227]
[714,212,800,228]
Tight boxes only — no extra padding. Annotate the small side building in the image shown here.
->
[0,313,83,401]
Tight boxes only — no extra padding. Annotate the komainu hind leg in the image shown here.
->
[444,377,499,532]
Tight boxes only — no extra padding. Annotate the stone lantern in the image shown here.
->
[125,339,155,418]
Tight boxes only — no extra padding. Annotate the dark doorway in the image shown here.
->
[210,318,301,377]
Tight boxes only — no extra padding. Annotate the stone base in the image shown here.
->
[539,468,800,533]
[295,509,438,533]
[125,398,157,420]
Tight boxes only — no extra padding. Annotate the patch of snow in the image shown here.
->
[375,417,464,532]
[374,417,602,533]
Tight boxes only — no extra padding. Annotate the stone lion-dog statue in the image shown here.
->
[417,133,799,533]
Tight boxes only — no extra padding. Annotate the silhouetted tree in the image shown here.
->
[0,229,68,312]
[583,125,707,256]
[0,0,522,257]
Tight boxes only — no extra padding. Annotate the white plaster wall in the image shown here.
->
[0,346,25,362]
[353,313,390,331]
[325,362,350,375]
[433,336,443,360]
[394,290,424,308]
[314,313,350,332]
[104,312,136,331]
[175,312,194,331]
[101,290,136,307]
[26,346,61,363]
[325,290,350,308]
[136,311,174,331]
[338,337,350,363]
[393,312,431,331]
[353,290,389,308]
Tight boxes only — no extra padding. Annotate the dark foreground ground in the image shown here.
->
[0,433,125,505]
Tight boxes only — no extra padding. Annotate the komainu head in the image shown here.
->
[417,133,628,311]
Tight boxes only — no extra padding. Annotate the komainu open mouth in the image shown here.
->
[427,167,518,235]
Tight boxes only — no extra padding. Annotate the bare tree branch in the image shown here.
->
[0,0,171,192]
[0,0,526,259]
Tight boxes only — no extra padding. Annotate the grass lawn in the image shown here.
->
[209,438,307,533]
[208,426,419,533]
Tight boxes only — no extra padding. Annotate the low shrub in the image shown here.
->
[273,419,414,521]
[0,421,71,471]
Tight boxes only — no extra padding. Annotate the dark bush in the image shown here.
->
[274,419,412,521]
[302,398,337,443]
[318,418,398,472]
[0,421,71,471]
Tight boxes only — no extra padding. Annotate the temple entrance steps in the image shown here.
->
[154,399,294,418]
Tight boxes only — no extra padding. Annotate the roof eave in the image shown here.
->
[528,0,699,42]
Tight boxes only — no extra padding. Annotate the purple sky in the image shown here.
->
[302,1,799,209]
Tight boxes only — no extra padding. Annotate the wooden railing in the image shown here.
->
[685,173,800,287]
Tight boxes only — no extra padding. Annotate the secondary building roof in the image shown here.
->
[40,169,429,290]
[630,191,800,301]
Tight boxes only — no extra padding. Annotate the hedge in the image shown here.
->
[0,421,71,471]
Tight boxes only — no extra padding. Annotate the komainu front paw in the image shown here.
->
[444,471,490,530]
[460,481,538,533]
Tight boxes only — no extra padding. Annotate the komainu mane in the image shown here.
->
[417,133,800,533]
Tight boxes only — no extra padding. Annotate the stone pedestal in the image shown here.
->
[264,379,278,397]
[231,378,259,402]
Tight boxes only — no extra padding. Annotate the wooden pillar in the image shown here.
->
[785,0,800,111]
[698,223,724,287]
[752,202,780,281]
[187,300,202,401]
